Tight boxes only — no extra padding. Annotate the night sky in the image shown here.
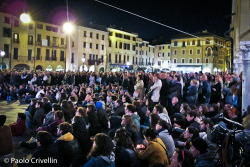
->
[0,0,232,42]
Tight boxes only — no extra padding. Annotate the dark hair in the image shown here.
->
[59,122,73,135]
[36,131,52,146]
[31,98,37,104]
[61,100,69,109]
[115,128,134,149]
[143,127,158,139]
[187,110,197,118]
[69,96,76,102]
[158,119,171,131]
[88,133,114,159]
[187,126,199,139]
[155,104,163,113]
[42,97,49,103]
[18,113,26,120]
[116,99,123,106]
[87,104,96,112]
[199,104,209,115]
[182,103,191,112]
[123,95,131,103]
[77,107,87,117]
[55,110,64,120]
[138,75,143,80]
[147,106,154,113]
[150,113,160,128]
[52,103,61,111]
[132,100,141,109]
[191,137,208,154]
[126,104,135,113]
[176,149,194,167]
[111,95,117,101]
[202,118,214,128]
[36,101,44,108]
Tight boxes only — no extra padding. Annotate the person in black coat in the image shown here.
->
[72,116,91,163]
[55,122,83,167]
[108,116,122,140]
[210,76,222,104]
[27,131,62,167]
[87,104,100,136]
[185,79,198,105]
[95,101,109,133]
[115,128,140,167]
[198,74,211,104]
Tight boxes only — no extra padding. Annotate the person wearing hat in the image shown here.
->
[189,137,215,167]
[0,115,14,159]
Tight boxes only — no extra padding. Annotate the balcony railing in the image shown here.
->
[45,56,57,61]
[13,56,34,61]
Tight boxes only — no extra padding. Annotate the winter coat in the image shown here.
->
[157,129,175,158]
[134,80,144,99]
[32,108,45,128]
[186,85,198,105]
[224,87,233,105]
[198,80,211,104]
[132,114,140,130]
[137,137,169,165]
[55,132,82,167]
[96,101,109,132]
[83,155,115,167]
[10,118,26,136]
[115,146,140,167]
[108,116,122,140]
[150,79,162,102]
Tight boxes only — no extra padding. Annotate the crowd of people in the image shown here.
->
[0,69,250,167]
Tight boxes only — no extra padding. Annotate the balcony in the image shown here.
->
[13,56,34,62]
[36,41,42,45]
[45,56,57,61]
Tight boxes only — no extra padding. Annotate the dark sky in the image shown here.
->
[0,0,232,42]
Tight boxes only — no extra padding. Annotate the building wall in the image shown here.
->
[107,28,137,70]
[154,44,171,68]
[67,26,108,72]
[0,12,67,71]
[170,33,228,73]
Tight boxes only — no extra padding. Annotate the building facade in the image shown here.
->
[170,31,229,74]
[107,28,137,71]
[154,44,171,69]
[67,26,108,72]
[0,12,67,71]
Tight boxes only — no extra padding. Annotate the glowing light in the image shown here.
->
[82,58,85,63]
[63,22,74,34]
[0,51,5,57]
[126,61,130,65]
[20,13,31,23]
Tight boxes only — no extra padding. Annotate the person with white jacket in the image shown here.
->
[150,74,162,103]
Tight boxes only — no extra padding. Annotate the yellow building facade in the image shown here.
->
[107,28,137,71]
[171,31,229,73]
[0,12,67,71]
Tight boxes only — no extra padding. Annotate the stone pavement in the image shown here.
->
[0,100,36,167]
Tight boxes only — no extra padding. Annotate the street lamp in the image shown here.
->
[82,57,85,72]
[63,22,74,34]
[1,50,5,70]
[20,13,31,23]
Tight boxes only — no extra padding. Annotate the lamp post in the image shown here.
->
[20,13,34,69]
[82,57,85,72]
[1,50,5,70]
[63,22,74,71]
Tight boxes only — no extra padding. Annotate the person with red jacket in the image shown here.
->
[9,113,26,136]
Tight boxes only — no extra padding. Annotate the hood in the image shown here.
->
[100,152,115,164]
[57,132,74,141]
[132,114,140,121]
[95,101,103,110]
